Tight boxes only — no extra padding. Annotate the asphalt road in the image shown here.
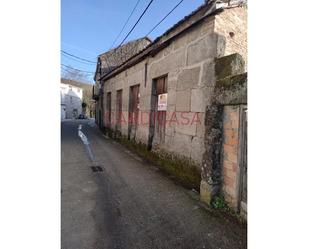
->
[61,119,246,249]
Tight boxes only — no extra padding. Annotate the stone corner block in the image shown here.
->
[215,53,245,80]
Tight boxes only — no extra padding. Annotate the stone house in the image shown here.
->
[62,78,96,118]
[60,81,83,119]
[94,0,247,215]
[93,37,152,126]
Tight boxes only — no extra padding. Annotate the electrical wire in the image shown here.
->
[60,49,112,74]
[62,52,96,65]
[114,0,185,67]
[61,50,97,64]
[109,0,142,50]
[61,69,94,76]
[62,0,185,78]
[145,0,184,37]
[61,64,95,74]
[118,0,155,47]
[98,0,156,73]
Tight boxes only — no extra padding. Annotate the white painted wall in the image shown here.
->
[61,104,66,120]
[60,83,83,119]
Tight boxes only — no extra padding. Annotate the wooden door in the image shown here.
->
[116,90,123,131]
[148,76,168,149]
[238,107,247,213]
[106,92,112,128]
[128,85,140,140]
[155,76,167,144]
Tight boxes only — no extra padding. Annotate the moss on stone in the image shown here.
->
[216,72,247,89]
[114,135,201,191]
[215,53,245,80]
[230,73,247,86]
[216,77,232,88]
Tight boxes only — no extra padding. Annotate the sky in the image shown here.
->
[61,0,205,83]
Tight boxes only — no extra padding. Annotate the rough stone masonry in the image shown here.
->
[93,1,247,213]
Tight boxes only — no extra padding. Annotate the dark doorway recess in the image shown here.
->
[148,75,168,150]
[128,85,140,140]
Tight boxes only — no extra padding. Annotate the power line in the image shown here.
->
[61,64,95,74]
[118,0,155,47]
[97,0,150,74]
[61,68,94,83]
[61,48,113,74]
[61,68,94,77]
[110,0,142,50]
[61,67,75,75]
[116,0,185,66]
[145,0,185,37]
[62,52,96,65]
[100,0,184,76]
[61,48,112,75]
[61,67,83,76]
[61,53,109,78]
[61,50,97,64]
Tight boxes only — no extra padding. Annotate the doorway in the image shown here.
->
[116,89,123,132]
[128,85,140,140]
[106,92,112,128]
[238,107,247,214]
[148,75,168,149]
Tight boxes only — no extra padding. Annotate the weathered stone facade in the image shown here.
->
[102,18,216,165]
[93,38,152,125]
[99,37,152,72]
[215,5,247,67]
[94,1,247,214]
[200,53,247,215]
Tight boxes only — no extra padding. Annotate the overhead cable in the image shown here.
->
[110,0,142,49]
[118,0,155,47]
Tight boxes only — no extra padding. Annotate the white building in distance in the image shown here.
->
[61,82,83,119]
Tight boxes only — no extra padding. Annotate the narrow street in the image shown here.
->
[61,119,246,249]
